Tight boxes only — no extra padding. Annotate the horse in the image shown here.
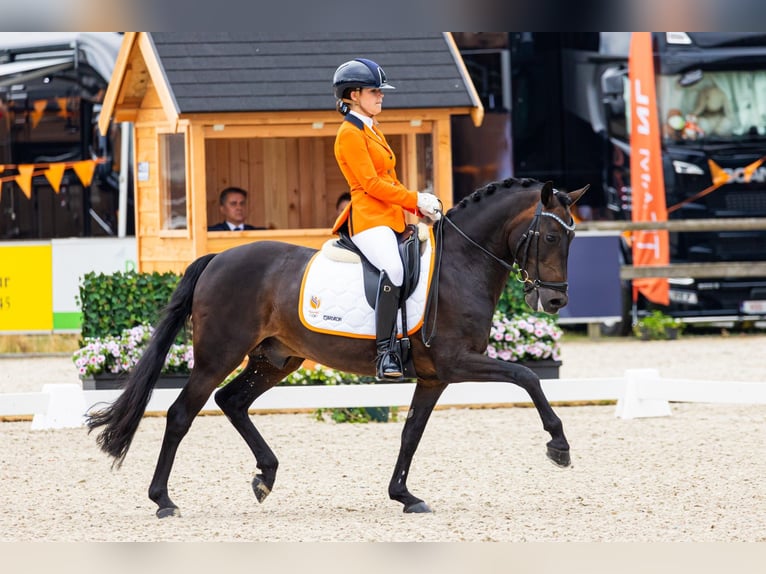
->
[86,177,589,517]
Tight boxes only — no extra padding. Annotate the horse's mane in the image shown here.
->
[446,177,572,217]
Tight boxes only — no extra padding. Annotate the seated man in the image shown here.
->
[208,187,265,231]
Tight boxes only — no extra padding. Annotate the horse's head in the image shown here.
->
[516,180,589,314]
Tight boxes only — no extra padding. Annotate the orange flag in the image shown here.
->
[15,165,35,198]
[56,97,69,119]
[629,32,669,306]
[31,99,48,129]
[44,163,67,193]
[72,160,96,187]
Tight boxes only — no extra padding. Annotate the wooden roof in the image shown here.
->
[99,32,483,134]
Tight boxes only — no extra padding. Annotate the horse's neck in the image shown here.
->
[441,210,520,318]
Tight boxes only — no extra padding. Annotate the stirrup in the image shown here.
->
[376,351,403,381]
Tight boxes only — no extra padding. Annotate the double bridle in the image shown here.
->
[422,199,576,347]
[443,200,575,292]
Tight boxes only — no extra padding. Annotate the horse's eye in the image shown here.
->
[544,233,558,244]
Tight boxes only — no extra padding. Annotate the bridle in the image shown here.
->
[422,198,576,347]
[511,201,576,294]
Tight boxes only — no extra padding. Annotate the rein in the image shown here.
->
[421,200,575,347]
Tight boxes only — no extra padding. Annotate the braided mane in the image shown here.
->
[447,177,571,216]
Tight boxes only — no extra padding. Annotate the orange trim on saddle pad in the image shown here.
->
[298,227,435,339]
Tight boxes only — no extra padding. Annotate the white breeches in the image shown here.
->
[351,225,404,286]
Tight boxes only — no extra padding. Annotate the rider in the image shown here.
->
[331,58,441,381]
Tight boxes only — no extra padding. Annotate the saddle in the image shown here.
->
[331,224,425,309]
[325,223,427,380]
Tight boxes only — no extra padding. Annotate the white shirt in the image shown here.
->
[348,111,381,139]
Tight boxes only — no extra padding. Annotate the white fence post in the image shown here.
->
[614,369,672,420]
[30,384,88,430]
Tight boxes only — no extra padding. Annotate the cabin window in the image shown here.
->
[159,132,187,230]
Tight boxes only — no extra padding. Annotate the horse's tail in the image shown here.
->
[86,253,217,467]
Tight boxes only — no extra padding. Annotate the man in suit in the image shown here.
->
[208,187,264,231]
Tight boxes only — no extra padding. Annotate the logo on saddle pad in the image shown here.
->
[299,228,434,338]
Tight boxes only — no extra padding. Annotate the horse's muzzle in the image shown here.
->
[525,287,568,314]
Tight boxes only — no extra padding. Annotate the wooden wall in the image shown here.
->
[133,81,193,274]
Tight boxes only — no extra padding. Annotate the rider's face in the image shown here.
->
[353,87,383,117]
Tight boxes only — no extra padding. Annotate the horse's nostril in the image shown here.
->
[550,296,567,309]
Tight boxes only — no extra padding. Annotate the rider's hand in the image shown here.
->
[417,192,442,221]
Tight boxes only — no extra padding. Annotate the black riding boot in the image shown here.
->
[375,271,403,381]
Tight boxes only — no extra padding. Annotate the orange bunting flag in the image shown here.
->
[56,97,69,119]
[629,32,670,306]
[72,160,96,187]
[44,163,67,193]
[31,99,48,129]
[15,164,35,198]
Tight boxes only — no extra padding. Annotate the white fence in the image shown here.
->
[2,368,766,430]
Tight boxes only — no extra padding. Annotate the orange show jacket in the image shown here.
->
[332,114,419,236]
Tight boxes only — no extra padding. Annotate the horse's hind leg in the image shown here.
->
[148,374,222,518]
[388,382,447,513]
[214,353,304,504]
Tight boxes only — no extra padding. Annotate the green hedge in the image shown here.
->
[77,270,181,340]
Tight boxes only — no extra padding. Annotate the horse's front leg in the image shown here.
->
[448,353,571,467]
[388,382,447,513]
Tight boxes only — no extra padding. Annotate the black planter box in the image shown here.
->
[516,359,562,379]
[81,373,189,390]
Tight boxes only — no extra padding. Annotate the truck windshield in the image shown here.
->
[657,70,766,142]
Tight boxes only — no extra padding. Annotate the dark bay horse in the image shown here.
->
[87,177,588,517]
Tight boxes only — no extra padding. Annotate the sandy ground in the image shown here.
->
[0,334,765,542]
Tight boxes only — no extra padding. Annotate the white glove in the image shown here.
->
[417,192,442,221]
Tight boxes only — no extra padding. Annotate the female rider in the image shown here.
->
[331,58,441,381]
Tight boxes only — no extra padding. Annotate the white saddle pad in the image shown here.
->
[299,228,434,338]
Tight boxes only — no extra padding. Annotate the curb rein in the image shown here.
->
[421,200,576,347]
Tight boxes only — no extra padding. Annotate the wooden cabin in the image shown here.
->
[98,33,483,273]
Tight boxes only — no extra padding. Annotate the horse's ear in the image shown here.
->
[567,184,590,205]
[541,180,555,207]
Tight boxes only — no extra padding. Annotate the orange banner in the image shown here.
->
[629,32,669,306]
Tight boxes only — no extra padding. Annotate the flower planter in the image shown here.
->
[635,326,681,341]
[81,373,189,390]
[516,359,562,379]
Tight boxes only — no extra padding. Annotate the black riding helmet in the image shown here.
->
[332,58,395,109]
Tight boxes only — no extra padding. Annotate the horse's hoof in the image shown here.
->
[403,501,432,513]
[156,506,180,519]
[252,474,271,503]
[546,445,571,467]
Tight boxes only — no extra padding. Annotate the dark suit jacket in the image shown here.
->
[207,222,264,231]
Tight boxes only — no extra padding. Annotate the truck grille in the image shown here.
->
[725,191,766,212]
